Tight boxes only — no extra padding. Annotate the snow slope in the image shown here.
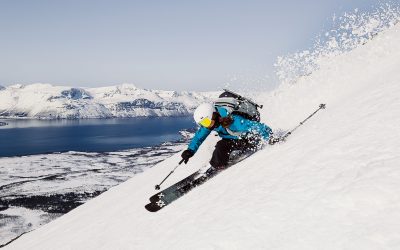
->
[5,11,400,250]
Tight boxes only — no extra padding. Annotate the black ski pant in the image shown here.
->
[209,138,259,169]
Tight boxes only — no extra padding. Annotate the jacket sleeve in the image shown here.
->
[188,126,212,153]
[243,120,272,141]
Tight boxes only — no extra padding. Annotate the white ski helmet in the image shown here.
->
[193,103,215,127]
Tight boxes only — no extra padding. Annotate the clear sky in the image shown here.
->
[0,0,389,91]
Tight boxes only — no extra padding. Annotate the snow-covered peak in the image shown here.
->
[118,82,138,89]
[24,83,54,89]
[88,83,161,103]
[92,83,139,95]
[7,84,24,89]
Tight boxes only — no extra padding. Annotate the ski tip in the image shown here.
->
[145,203,161,212]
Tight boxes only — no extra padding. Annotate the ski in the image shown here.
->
[145,169,217,212]
[148,170,206,203]
[145,150,256,212]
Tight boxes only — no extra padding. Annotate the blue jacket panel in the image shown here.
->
[188,126,212,153]
[188,107,272,153]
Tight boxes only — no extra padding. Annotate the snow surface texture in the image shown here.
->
[5,7,400,250]
[0,83,216,119]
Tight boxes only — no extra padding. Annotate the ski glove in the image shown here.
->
[181,149,195,164]
[268,135,281,145]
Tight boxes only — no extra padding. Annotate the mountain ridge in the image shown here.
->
[0,83,217,119]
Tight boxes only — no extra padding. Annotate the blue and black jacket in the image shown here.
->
[188,106,272,153]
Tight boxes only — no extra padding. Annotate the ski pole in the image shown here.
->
[281,103,326,140]
[155,158,185,190]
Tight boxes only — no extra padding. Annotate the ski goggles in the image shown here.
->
[199,117,213,128]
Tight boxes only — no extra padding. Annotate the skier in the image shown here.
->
[147,102,325,212]
[181,101,275,173]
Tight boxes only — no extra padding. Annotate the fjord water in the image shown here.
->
[0,117,194,157]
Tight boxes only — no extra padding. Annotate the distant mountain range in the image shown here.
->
[0,83,217,119]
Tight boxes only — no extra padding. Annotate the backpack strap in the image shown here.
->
[225,127,244,138]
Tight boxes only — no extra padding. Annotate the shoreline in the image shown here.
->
[0,116,195,157]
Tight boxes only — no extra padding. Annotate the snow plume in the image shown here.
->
[275,4,400,85]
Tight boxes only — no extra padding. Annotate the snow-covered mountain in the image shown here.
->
[0,83,216,119]
[4,9,400,250]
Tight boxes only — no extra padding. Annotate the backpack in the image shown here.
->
[215,89,263,122]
